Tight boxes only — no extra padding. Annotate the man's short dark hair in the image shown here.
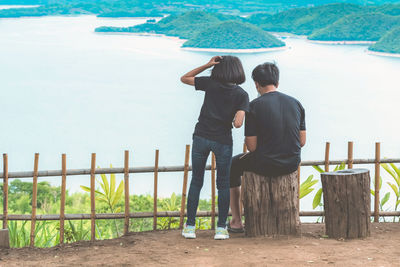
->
[211,55,245,85]
[251,62,279,87]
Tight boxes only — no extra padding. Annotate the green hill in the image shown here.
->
[96,11,242,39]
[309,13,400,41]
[369,26,400,54]
[248,3,364,35]
[182,21,285,49]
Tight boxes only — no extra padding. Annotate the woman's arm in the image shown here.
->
[180,56,221,86]
[233,110,245,128]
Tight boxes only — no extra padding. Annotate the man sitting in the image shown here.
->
[228,62,306,232]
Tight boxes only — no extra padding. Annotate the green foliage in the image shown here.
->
[182,20,285,49]
[381,163,400,219]
[250,3,364,35]
[369,26,400,54]
[309,12,400,41]
[299,175,318,199]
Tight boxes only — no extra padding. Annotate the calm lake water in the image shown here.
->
[1,15,400,212]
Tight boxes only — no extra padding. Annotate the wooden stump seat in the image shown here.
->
[242,171,300,237]
[321,168,370,239]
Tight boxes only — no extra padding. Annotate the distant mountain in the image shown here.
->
[369,26,400,53]
[308,12,400,41]
[182,21,285,49]
[248,3,365,35]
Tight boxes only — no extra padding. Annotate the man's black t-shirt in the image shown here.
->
[245,91,306,176]
[194,76,249,145]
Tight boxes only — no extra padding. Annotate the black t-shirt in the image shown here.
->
[194,76,249,145]
[245,91,306,176]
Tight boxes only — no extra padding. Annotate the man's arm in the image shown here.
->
[300,130,306,147]
[233,110,245,128]
[245,136,257,152]
[180,56,221,86]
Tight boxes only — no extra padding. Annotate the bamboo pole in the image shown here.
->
[374,142,381,223]
[2,154,8,229]
[124,150,130,235]
[179,145,190,229]
[211,153,216,230]
[239,143,247,217]
[324,142,330,172]
[59,154,67,244]
[348,141,354,169]
[2,158,400,179]
[30,153,39,247]
[2,210,400,221]
[90,153,96,241]
[153,150,159,231]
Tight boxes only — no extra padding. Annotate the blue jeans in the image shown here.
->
[186,135,233,228]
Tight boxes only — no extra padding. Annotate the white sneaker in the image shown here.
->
[214,227,229,240]
[182,224,196,239]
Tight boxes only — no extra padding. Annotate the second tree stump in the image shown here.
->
[242,171,300,237]
[321,168,371,239]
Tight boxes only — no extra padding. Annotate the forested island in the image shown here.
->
[96,11,284,50]
[369,26,400,54]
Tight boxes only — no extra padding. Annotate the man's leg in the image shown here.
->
[229,153,246,229]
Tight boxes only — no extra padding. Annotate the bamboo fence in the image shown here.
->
[1,141,400,246]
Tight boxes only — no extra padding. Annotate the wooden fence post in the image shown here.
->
[30,153,39,247]
[124,150,130,235]
[59,154,67,244]
[211,153,216,230]
[325,142,330,172]
[153,150,159,231]
[240,143,247,217]
[348,141,354,169]
[374,142,381,223]
[2,154,8,229]
[179,145,190,229]
[90,153,96,241]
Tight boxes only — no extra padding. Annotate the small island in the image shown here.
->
[182,21,285,50]
[369,26,400,56]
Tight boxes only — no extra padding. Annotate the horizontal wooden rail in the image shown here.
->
[0,211,399,221]
[2,158,400,179]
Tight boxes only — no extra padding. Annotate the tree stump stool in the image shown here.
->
[321,169,370,239]
[242,171,300,237]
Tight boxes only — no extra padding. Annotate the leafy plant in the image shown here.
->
[299,175,318,199]
[381,163,400,221]
[81,167,124,236]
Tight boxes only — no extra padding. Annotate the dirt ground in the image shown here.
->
[0,223,399,266]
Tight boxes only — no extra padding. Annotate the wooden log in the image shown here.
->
[297,165,301,208]
[211,153,216,230]
[242,171,300,237]
[374,143,380,223]
[153,150,159,231]
[0,229,10,249]
[30,153,39,247]
[348,141,354,169]
[2,154,8,229]
[124,150,130,235]
[324,142,330,172]
[90,153,96,241]
[179,145,190,229]
[321,168,370,239]
[59,154,67,244]
[239,143,247,217]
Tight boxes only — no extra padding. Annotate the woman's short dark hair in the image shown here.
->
[251,62,279,87]
[211,55,245,85]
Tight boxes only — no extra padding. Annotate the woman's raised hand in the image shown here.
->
[206,56,222,67]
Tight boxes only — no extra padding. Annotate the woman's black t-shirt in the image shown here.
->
[194,76,249,145]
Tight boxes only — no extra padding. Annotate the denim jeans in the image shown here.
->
[186,135,233,228]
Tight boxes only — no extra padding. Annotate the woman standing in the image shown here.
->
[180,56,249,240]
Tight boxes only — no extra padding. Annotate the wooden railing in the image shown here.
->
[1,141,400,247]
